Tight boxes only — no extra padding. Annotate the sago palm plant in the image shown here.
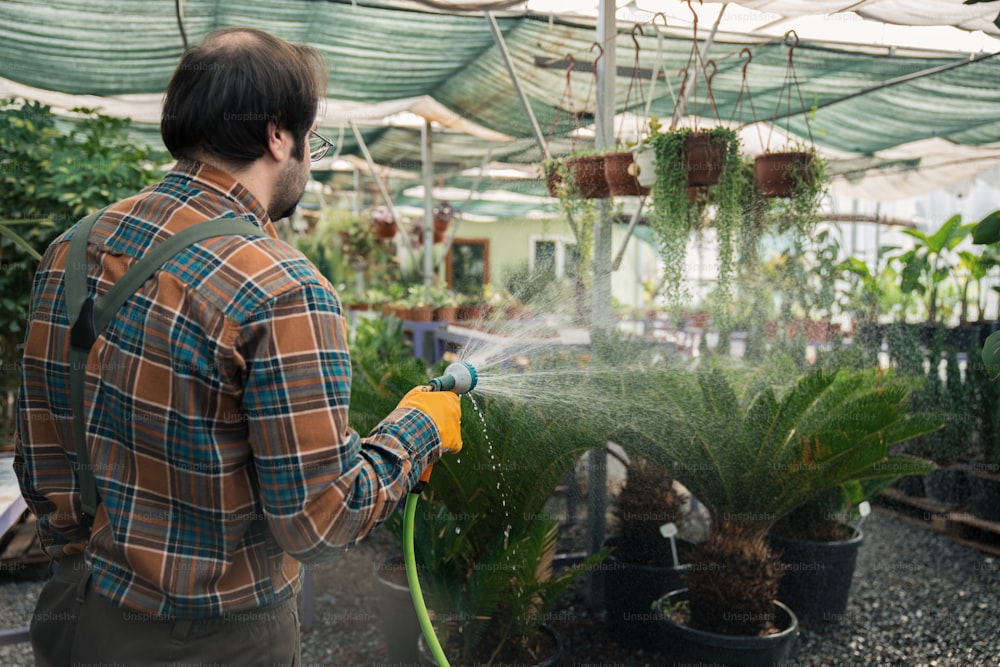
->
[395,390,608,664]
[609,364,941,635]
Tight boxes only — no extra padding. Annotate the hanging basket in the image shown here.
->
[684,132,727,187]
[415,217,449,244]
[373,219,397,242]
[604,151,649,197]
[547,155,611,199]
[754,151,815,198]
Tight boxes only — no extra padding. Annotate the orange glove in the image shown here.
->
[397,386,462,454]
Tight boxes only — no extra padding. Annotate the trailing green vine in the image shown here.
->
[649,126,744,304]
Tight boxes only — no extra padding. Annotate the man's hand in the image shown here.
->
[397,386,462,454]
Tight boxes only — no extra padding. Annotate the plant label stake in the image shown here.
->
[854,501,871,534]
[660,522,680,568]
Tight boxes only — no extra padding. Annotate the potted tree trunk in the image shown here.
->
[604,454,693,652]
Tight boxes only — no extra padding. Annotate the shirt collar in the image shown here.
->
[168,158,273,231]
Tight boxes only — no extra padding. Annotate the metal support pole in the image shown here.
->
[612,196,646,271]
[437,149,493,268]
[352,167,361,215]
[421,119,435,286]
[485,12,550,160]
[587,0,616,611]
[349,121,418,269]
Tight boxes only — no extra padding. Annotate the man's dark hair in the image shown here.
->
[161,27,326,165]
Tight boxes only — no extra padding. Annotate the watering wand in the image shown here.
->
[426,361,479,394]
[405,361,478,667]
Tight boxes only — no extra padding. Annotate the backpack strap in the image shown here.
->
[64,213,269,530]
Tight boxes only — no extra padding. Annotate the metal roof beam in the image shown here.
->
[485,11,550,159]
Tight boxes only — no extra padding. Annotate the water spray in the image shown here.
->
[405,360,478,667]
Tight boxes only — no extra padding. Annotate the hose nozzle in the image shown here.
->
[427,361,478,394]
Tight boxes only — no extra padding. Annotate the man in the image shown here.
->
[15,27,461,665]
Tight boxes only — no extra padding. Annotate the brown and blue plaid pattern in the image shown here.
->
[15,159,440,617]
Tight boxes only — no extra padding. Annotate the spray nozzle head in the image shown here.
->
[427,361,478,394]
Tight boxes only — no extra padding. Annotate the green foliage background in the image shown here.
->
[0,99,163,341]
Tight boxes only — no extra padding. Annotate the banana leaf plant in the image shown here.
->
[893,213,975,324]
[608,364,942,636]
[971,210,1000,377]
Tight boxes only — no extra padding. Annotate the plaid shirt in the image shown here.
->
[15,159,441,617]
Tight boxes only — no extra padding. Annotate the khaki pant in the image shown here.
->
[31,554,300,667]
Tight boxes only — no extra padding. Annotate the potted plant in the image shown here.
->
[966,331,1000,521]
[604,454,693,652]
[432,201,454,243]
[965,210,1000,521]
[406,284,437,322]
[456,292,487,324]
[397,385,608,665]
[370,206,398,242]
[608,364,942,665]
[648,126,743,302]
[543,150,610,200]
[431,285,460,322]
[757,144,827,236]
[769,459,932,628]
[603,147,649,197]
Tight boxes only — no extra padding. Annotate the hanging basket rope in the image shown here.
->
[766,30,815,150]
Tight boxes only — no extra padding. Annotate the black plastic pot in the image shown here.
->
[373,557,421,665]
[770,527,863,627]
[924,465,971,508]
[417,624,562,667]
[655,589,798,667]
[897,474,926,498]
[969,469,1000,522]
[603,536,692,651]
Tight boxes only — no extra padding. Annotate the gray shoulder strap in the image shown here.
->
[64,213,269,526]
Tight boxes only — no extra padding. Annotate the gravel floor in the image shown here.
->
[1,510,998,666]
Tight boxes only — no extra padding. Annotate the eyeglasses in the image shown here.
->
[308,130,335,162]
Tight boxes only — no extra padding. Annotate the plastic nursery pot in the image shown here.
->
[684,132,727,187]
[416,623,563,667]
[655,589,799,667]
[770,526,864,627]
[372,557,422,664]
[924,465,972,508]
[602,536,692,652]
[968,468,1000,522]
[754,151,813,198]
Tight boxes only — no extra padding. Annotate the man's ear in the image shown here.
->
[265,121,293,162]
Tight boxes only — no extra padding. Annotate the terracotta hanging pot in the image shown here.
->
[373,219,397,242]
[684,132,727,187]
[754,151,814,197]
[563,154,611,199]
[603,151,649,196]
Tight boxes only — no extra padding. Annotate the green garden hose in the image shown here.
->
[403,361,478,666]
[404,491,450,666]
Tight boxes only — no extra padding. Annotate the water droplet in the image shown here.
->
[454,527,461,535]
